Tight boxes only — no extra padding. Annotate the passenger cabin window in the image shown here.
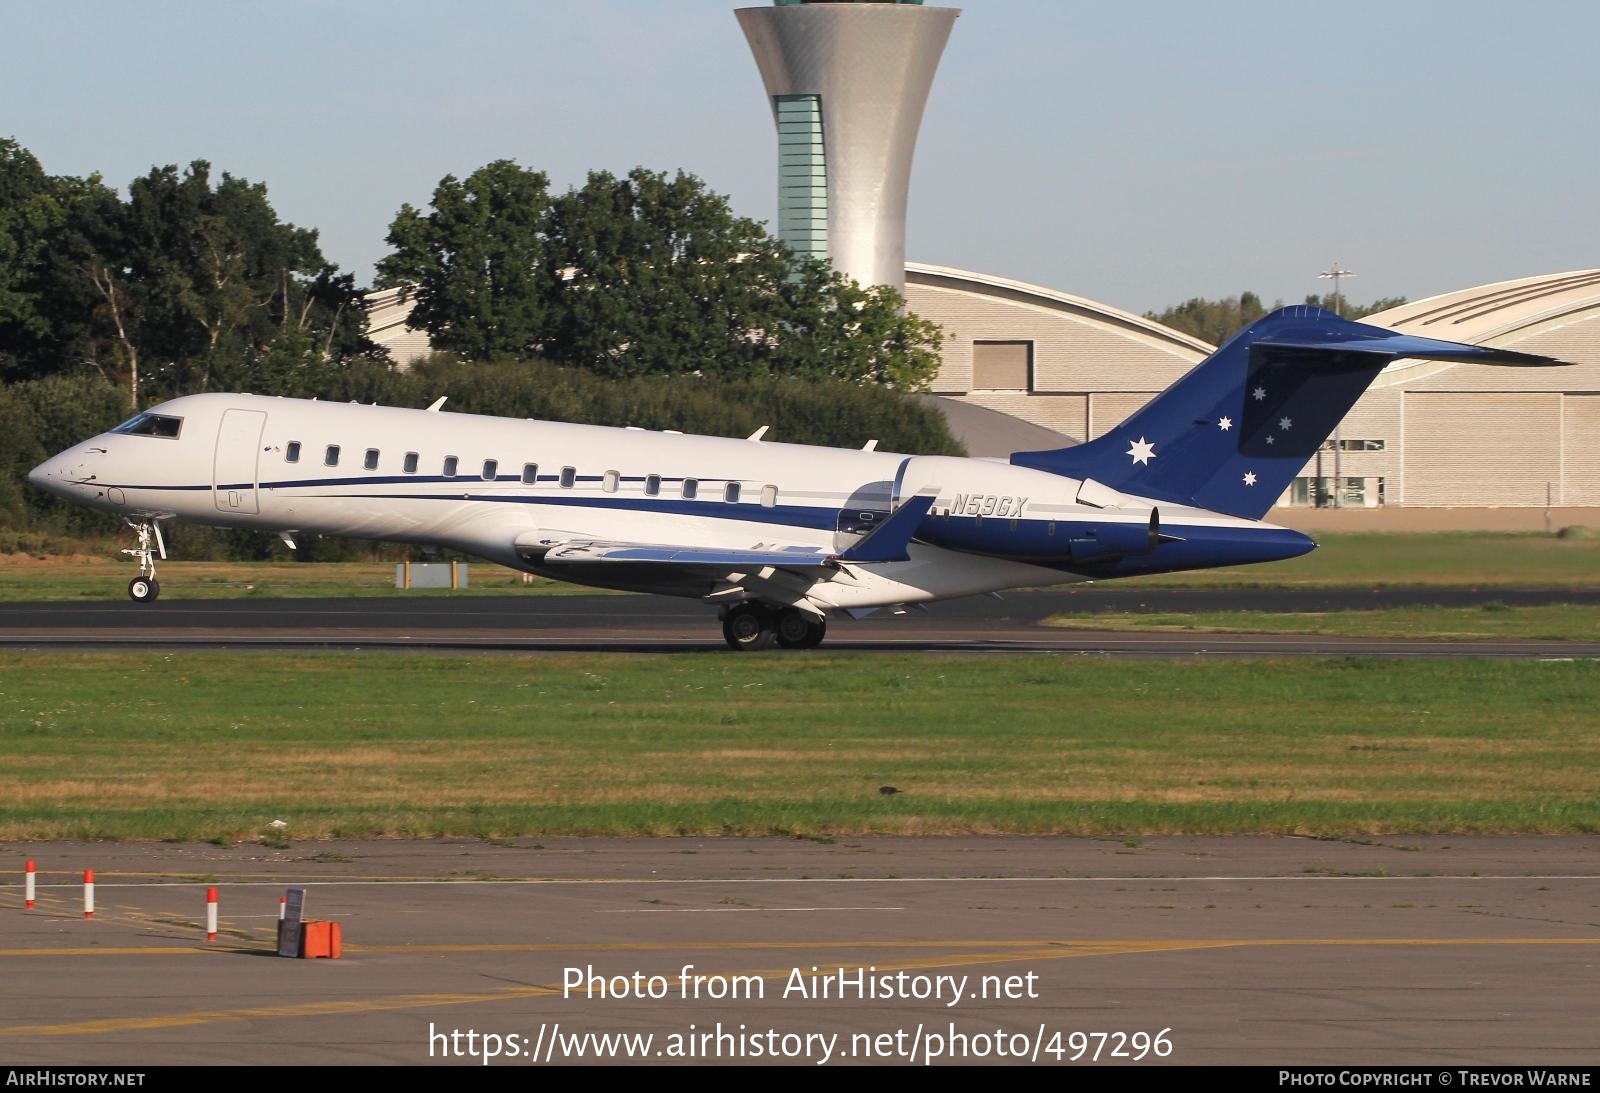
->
[403,452,418,473]
[682,478,699,500]
[112,413,183,439]
[603,470,619,494]
[760,485,778,509]
[522,463,538,485]
[324,445,340,467]
[443,456,458,477]
[364,449,379,471]
[559,466,576,489]
[724,482,741,503]
[285,441,301,463]
[482,459,498,481]
[645,474,661,496]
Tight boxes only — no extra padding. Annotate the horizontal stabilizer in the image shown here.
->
[1251,327,1564,368]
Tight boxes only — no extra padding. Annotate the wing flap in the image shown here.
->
[530,539,837,573]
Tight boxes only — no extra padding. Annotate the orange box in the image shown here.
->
[299,920,342,959]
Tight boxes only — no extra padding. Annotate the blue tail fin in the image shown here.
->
[1010,306,1563,520]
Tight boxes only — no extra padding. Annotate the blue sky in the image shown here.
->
[7,1,1597,314]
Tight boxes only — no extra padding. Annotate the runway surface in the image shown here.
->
[3,587,1598,657]
[3,836,1598,1066]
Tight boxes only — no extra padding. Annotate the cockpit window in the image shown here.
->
[112,413,182,439]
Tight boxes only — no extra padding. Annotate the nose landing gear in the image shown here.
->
[122,518,166,603]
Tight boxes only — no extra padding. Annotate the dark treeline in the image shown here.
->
[1146,291,1409,346]
[381,162,945,389]
[0,139,370,407]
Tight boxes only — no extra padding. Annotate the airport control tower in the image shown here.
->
[736,0,960,293]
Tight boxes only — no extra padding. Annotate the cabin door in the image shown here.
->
[213,409,266,514]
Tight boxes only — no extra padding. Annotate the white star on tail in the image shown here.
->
[1218,416,1233,431]
[1125,436,1156,465]
[1243,471,1258,486]
[1266,435,1276,445]
[1253,387,1267,401]
[1279,416,1293,431]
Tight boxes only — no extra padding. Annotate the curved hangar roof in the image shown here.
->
[1366,269,1600,344]
[906,261,1213,357]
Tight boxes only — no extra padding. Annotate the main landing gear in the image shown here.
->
[122,517,166,603]
[720,603,827,651]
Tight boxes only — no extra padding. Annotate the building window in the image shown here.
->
[760,484,778,509]
[560,466,576,489]
[682,478,698,500]
[645,474,661,496]
[324,445,340,467]
[522,463,538,485]
[443,456,458,478]
[364,448,379,471]
[724,482,741,503]
[403,452,418,473]
[972,341,1033,391]
[774,94,828,265]
[482,459,498,481]
[1319,438,1386,452]
[603,470,619,494]
[1288,476,1385,508]
[285,441,300,463]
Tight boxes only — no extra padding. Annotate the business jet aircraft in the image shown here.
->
[28,306,1560,650]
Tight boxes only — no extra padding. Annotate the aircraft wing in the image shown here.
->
[516,493,938,578]
[537,541,839,573]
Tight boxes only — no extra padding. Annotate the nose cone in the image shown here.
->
[27,454,70,498]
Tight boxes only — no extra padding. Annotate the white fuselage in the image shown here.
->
[28,392,1278,612]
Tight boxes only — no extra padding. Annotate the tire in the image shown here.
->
[774,609,826,650]
[722,604,775,651]
[128,576,160,603]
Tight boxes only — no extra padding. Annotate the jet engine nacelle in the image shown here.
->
[1063,509,1162,563]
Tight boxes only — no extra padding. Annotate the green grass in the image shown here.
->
[1,652,1596,840]
[1045,603,1600,641]
[1123,531,1600,588]
[0,559,622,601]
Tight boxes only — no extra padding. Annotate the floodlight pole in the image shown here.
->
[1318,262,1355,318]
[1318,263,1356,507]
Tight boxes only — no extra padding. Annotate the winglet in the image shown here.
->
[837,491,936,563]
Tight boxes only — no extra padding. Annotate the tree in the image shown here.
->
[0,139,63,377]
[382,163,944,389]
[1301,292,1407,321]
[118,160,365,397]
[377,160,554,360]
[2,145,369,406]
[1145,292,1272,346]
[764,259,943,387]
[1148,290,1409,345]
[540,167,790,377]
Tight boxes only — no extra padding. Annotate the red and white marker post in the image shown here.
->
[206,887,218,942]
[83,869,94,920]
[24,860,36,909]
